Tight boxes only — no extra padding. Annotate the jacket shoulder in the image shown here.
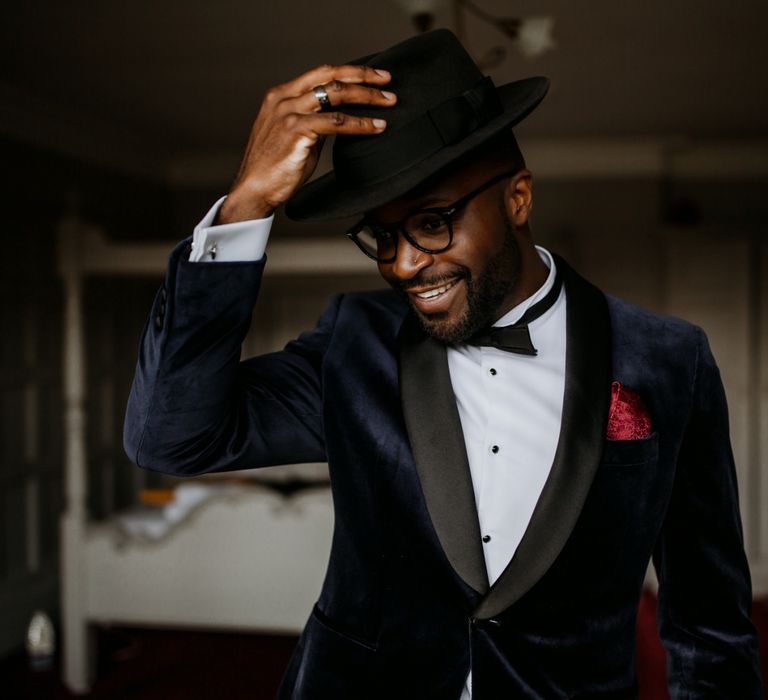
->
[606,293,704,353]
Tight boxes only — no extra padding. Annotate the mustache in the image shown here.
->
[394,268,469,292]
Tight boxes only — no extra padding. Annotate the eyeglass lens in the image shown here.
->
[356,211,452,261]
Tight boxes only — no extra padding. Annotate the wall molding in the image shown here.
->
[58,218,372,276]
[523,138,768,181]
[165,138,768,188]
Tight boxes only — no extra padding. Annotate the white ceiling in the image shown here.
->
[4,0,768,172]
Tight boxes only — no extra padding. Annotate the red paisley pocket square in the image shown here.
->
[606,381,652,440]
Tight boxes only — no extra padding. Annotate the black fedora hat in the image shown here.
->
[286,29,548,222]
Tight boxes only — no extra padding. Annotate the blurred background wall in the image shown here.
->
[1,0,767,694]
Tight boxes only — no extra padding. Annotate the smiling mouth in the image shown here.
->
[412,278,460,299]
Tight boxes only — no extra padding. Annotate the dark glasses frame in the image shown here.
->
[346,169,518,263]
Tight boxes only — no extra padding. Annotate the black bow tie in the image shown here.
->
[467,269,562,356]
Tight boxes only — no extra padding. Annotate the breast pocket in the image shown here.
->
[601,431,659,467]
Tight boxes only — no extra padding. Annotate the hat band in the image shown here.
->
[334,76,503,189]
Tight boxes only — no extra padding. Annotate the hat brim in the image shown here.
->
[285,76,549,222]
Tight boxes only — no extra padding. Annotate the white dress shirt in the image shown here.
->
[191,201,567,699]
[448,248,565,585]
[451,249,565,700]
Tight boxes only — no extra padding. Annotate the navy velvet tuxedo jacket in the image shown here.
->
[124,241,762,699]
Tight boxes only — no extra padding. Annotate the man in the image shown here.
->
[124,30,762,698]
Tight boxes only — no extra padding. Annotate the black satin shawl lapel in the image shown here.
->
[399,314,490,595]
[473,255,612,619]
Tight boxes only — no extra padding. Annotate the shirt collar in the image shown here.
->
[492,246,557,328]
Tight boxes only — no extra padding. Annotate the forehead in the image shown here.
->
[369,163,485,224]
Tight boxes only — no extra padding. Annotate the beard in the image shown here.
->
[399,220,522,344]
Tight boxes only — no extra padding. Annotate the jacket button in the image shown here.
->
[155,314,163,329]
[160,286,167,301]
[472,617,501,630]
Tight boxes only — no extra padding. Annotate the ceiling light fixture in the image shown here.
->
[393,0,556,69]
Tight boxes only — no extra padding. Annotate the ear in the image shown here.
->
[503,169,533,227]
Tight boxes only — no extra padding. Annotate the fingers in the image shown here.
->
[290,111,388,137]
[298,80,396,113]
[289,64,391,96]
[264,65,396,129]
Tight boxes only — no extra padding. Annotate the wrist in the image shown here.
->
[216,189,275,224]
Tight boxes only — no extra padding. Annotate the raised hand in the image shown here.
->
[218,64,396,224]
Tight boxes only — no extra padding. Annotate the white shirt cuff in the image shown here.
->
[190,196,273,262]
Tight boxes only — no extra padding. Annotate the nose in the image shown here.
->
[387,231,433,281]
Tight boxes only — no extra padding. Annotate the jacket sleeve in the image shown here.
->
[123,238,339,475]
[653,327,763,697]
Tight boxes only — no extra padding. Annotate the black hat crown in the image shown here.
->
[287,29,548,221]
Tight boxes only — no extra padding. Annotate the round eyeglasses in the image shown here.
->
[346,170,518,263]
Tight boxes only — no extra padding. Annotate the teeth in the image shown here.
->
[416,280,457,299]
